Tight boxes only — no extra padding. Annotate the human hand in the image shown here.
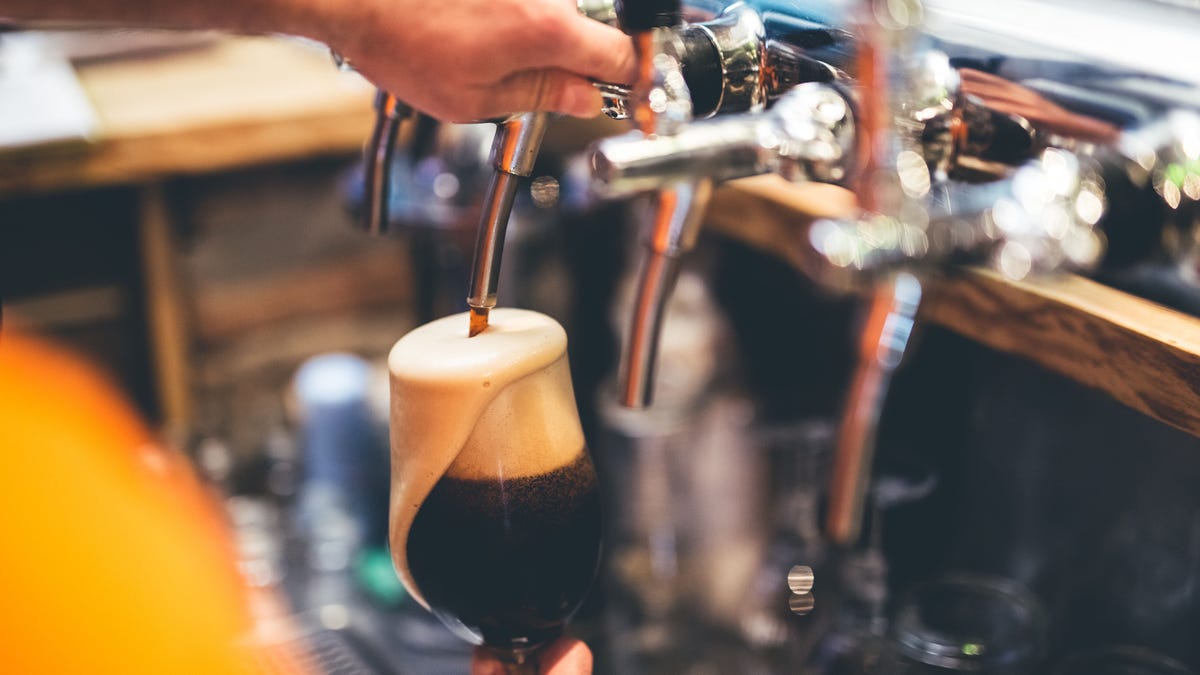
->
[310,0,636,122]
[470,637,593,675]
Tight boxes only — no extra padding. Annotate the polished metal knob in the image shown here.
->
[787,564,815,594]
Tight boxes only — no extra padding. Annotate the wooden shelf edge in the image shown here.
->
[707,178,1200,438]
[922,271,1200,438]
[0,106,373,196]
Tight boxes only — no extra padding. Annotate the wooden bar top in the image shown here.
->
[706,175,1200,439]
[0,37,375,196]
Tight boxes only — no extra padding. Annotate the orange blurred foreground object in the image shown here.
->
[0,332,301,674]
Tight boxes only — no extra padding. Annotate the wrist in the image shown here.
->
[272,0,369,50]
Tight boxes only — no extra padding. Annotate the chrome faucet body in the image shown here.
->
[465,112,551,330]
[342,0,1200,468]
[617,14,712,407]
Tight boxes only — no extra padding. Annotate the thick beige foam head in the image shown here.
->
[387,308,584,607]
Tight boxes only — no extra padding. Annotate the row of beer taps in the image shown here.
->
[355,0,1200,549]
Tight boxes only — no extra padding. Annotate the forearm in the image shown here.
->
[0,0,347,44]
[1,0,636,123]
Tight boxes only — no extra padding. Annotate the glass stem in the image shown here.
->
[489,644,546,675]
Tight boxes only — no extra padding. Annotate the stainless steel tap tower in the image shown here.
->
[588,0,1200,545]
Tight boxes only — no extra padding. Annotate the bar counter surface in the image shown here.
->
[706,177,1200,439]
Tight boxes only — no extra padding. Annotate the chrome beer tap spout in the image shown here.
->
[616,0,709,408]
[800,148,1108,289]
[465,0,632,335]
[465,112,552,336]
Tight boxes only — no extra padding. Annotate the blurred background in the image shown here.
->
[2,22,1199,675]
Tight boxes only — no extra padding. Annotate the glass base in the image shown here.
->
[482,642,549,675]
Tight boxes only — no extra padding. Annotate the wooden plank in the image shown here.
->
[706,176,1200,438]
[921,270,1200,437]
[0,38,374,195]
[138,184,193,442]
[192,247,414,345]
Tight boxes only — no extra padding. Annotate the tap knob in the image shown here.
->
[617,0,682,32]
[598,3,845,121]
[682,3,768,117]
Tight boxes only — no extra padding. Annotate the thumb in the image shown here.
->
[491,69,603,118]
[470,649,506,675]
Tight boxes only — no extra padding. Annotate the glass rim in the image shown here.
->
[892,572,1047,669]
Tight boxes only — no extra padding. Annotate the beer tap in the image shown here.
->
[607,0,853,407]
[591,81,856,197]
[346,1,627,336]
[608,0,702,408]
[465,0,626,336]
[465,112,552,335]
[462,0,756,340]
[816,3,1109,547]
[589,0,1110,542]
